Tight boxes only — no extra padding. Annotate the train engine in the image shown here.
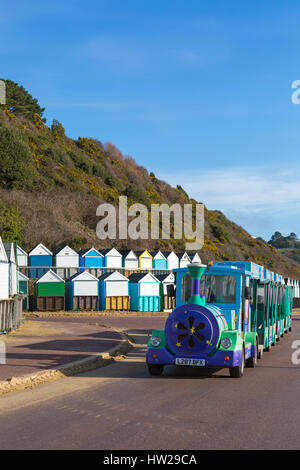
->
[146,262,257,378]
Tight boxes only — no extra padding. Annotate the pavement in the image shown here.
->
[0,315,298,449]
[0,318,127,382]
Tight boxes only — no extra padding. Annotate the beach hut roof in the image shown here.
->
[67,271,98,282]
[36,269,64,284]
[176,252,191,260]
[118,250,137,259]
[155,273,175,283]
[29,243,53,256]
[18,271,29,281]
[98,271,128,282]
[128,272,159,283]
[78,247,103,257]
[135,250,153,258]
[3,242,16,263]
[17,245,27,256]
[150,251,166,259]
[100,247,121,256]
[0,237,8,262]
[53,245,78,256]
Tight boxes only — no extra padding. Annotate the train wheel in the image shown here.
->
[246,342,257,368]
[230,348,245,378]
[147,364,164,376]
[265,342,271,352]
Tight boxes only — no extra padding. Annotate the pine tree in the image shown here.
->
[0,79,45,121]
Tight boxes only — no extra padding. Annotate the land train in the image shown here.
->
[146,260,293,378]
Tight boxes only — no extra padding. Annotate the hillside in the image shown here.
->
[0,80,300,279]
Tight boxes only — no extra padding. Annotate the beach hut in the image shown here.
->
[16,245,28,268]
[99,271,129,311]
[78,247,104,276]
[128,272,160,311]
[155,272,176,311]
[4,242,18,296]
[162,251,179,271]
[0,236,9,300]
[18,271,29,310]
[119,250,139,271]
[35,270,65,311]
[100,248,123,269]
[136,250,153,270]
[29,243,53,278]
[188,252,201,263]
[151,251,168,270]
[65,271,99,311]
[177,252,191,268]
[53,245,79,278]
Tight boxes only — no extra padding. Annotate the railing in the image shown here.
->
[18,266,171,280]
[0,295,23,334]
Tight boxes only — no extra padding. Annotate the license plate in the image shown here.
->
[175,358,205,366]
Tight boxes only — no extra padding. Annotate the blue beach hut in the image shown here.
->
[78,247,104,272]
[128,272,161,312]
[28,243,53,278]
[150,251,168,270]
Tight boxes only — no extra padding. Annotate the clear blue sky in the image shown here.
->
[2,1,300,240]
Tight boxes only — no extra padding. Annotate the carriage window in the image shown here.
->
[181,274,192,302]
[181,274,237,304]
[257,284,266,309]
[201,275,236,304]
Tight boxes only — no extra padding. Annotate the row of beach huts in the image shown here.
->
[2,240,200,314]
[30,269,175,312]
[16,243,200,277]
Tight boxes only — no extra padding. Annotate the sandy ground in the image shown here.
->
[1,320,64,343]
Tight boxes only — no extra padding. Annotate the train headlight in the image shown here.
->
[150,336,162,347]
[221,338,232,349]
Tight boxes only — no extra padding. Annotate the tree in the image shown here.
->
[0,79,45,121]
[269,231,300,249]
[0,127,38,189]
[51,119,65,137]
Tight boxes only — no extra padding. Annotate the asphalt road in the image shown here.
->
[0,316,299,450]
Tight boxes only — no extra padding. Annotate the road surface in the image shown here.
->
[0,316,299,450]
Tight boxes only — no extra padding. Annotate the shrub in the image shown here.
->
[0,202,25,243]
[210,222,230,242]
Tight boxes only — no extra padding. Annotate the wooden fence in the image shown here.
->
[0,295,23,334]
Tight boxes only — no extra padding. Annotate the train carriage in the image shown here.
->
[146,259,293,378]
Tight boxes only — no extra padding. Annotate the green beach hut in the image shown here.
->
[35,269,65,311]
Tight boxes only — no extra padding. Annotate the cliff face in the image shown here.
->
[0,108,299,279]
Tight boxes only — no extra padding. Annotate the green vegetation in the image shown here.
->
[269,231,300,249]
[0,127,38,190]
[0,201,25,243]
[0,79,45,121]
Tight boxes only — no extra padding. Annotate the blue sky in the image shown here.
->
[1,0,300,240]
